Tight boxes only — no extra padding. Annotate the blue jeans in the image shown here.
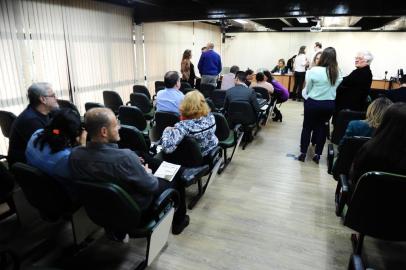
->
[300,98,334,155]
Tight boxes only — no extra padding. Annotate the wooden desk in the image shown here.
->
[371,80,400,90]
[273,74,294,92]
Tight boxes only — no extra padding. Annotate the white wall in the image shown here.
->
[223,32,406,79]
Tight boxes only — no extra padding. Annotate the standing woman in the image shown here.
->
[298,47,343,163]
[292,46,309,101]
[181,49,196,88]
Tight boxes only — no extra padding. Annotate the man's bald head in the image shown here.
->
[84,107,116,140]
[207,42,214,49]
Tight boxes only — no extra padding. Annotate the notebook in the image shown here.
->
[154,161,181,182]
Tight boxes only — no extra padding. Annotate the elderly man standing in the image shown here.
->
[198,42,222,87]
[8,82,59,165]
[334,51,373,124]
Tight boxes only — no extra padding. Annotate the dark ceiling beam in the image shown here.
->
[354,17,400,30]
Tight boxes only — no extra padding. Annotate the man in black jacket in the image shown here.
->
[224,71,260,113]
[333,51,373,124]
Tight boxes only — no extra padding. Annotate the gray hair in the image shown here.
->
[358,50,374,64]
[207,42,214,49]
[27,82,53,106]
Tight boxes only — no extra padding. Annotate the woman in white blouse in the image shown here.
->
[292,46,309,101]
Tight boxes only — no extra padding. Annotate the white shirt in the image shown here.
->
[294,54,308,72]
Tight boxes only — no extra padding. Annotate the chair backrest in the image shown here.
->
[154,81,165,95]
[332,136,370,180]
[180,82,192,92]
[252,87,270,101]
[200,83,215,98]
[11,162,75,221]
[85,102,104,112]
[0,161,14,201]
[118,125,149,154]
[154,111,180,139]
[0,110,17,138]
[133,85,151,100]
[57,99,80,114]
[118,106,147,131]
[332,110,366,144]
[344,171,406,241]
[212,112,230,141]
[227,101,257,126]
[163,137,203,167]
[76,181,141,232]
[103,90,123,114]
[195,78,201,90]
[211,90,226,109]
[129,93,152,113]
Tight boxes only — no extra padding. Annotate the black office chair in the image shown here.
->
[133,85,151,100]
[153,81,165,100]
[252,86,272,123]
[210,90,226,112]
[103,90,124,114]
[180,82,192,93]
[0,157,15,220]
[331,110,366,145]
[226,101,260,150]
[118,106,149,137]
[84,102,104,112]
[11,162,78,222]
[118,125,150,157]
[76,181,179,270]
[152,111,180,141]
[57,99,80,114]
[161,137,221,209]
[129,93,154,120]
[199,83,215,98]
[344,171,406,255]
[195,78,201,90]
[0,248,20,270]
[0,110,17,138]
[212,112,243,174]
[330,136,370,216]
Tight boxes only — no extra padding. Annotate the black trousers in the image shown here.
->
[300,98,335,155]
[293,71,306,99]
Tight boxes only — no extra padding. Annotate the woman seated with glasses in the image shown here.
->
[161,90,218,157]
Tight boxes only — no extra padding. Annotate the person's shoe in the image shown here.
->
[172,215,190,235]
[272,113,282,122]
[312,154,320,164]
[297,153,306,162]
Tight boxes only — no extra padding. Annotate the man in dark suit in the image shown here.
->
[334,51,373,124]
[385,75,406,103]
[224,71,261,113]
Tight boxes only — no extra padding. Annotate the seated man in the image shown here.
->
[250,72,274,95]
[156,71,185,115]
[220,65,239,90]
[8,82,59,165]
[224,71,261,114]
[69,108,189,235]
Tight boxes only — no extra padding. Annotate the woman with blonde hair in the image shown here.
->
[342,97,393,140]
[161,90,218,156]
[180,49,196,87]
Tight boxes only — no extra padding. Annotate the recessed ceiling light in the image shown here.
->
[234,19,248,24]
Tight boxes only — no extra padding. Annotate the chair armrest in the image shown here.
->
[181,165,210,187]
[152,188,179,217]
[327,143,334,175]
[207,146,222,167]
[339,174,349,193]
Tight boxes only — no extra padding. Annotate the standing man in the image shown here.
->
[8,82,59,165]
[310,42,323,68]
[198,42,222,87]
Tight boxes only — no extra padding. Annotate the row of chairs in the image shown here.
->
[326,109,406,269]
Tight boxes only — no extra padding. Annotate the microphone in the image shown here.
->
[384,71,388,80]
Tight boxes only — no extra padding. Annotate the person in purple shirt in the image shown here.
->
[198,42,222,87]
[263,71,289,122]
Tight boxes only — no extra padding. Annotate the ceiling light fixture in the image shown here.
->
[297,17,308,23]
[234,19,248,24]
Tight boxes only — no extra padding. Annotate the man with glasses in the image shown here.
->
[8,82,59,165]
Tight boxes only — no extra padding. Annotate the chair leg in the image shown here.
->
[217,149,228,175]
[351,233,364,255]
[188,178,203,209]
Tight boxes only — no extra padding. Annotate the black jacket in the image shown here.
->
[224,84,260,113]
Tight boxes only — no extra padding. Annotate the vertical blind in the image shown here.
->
[0,0,136,154]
